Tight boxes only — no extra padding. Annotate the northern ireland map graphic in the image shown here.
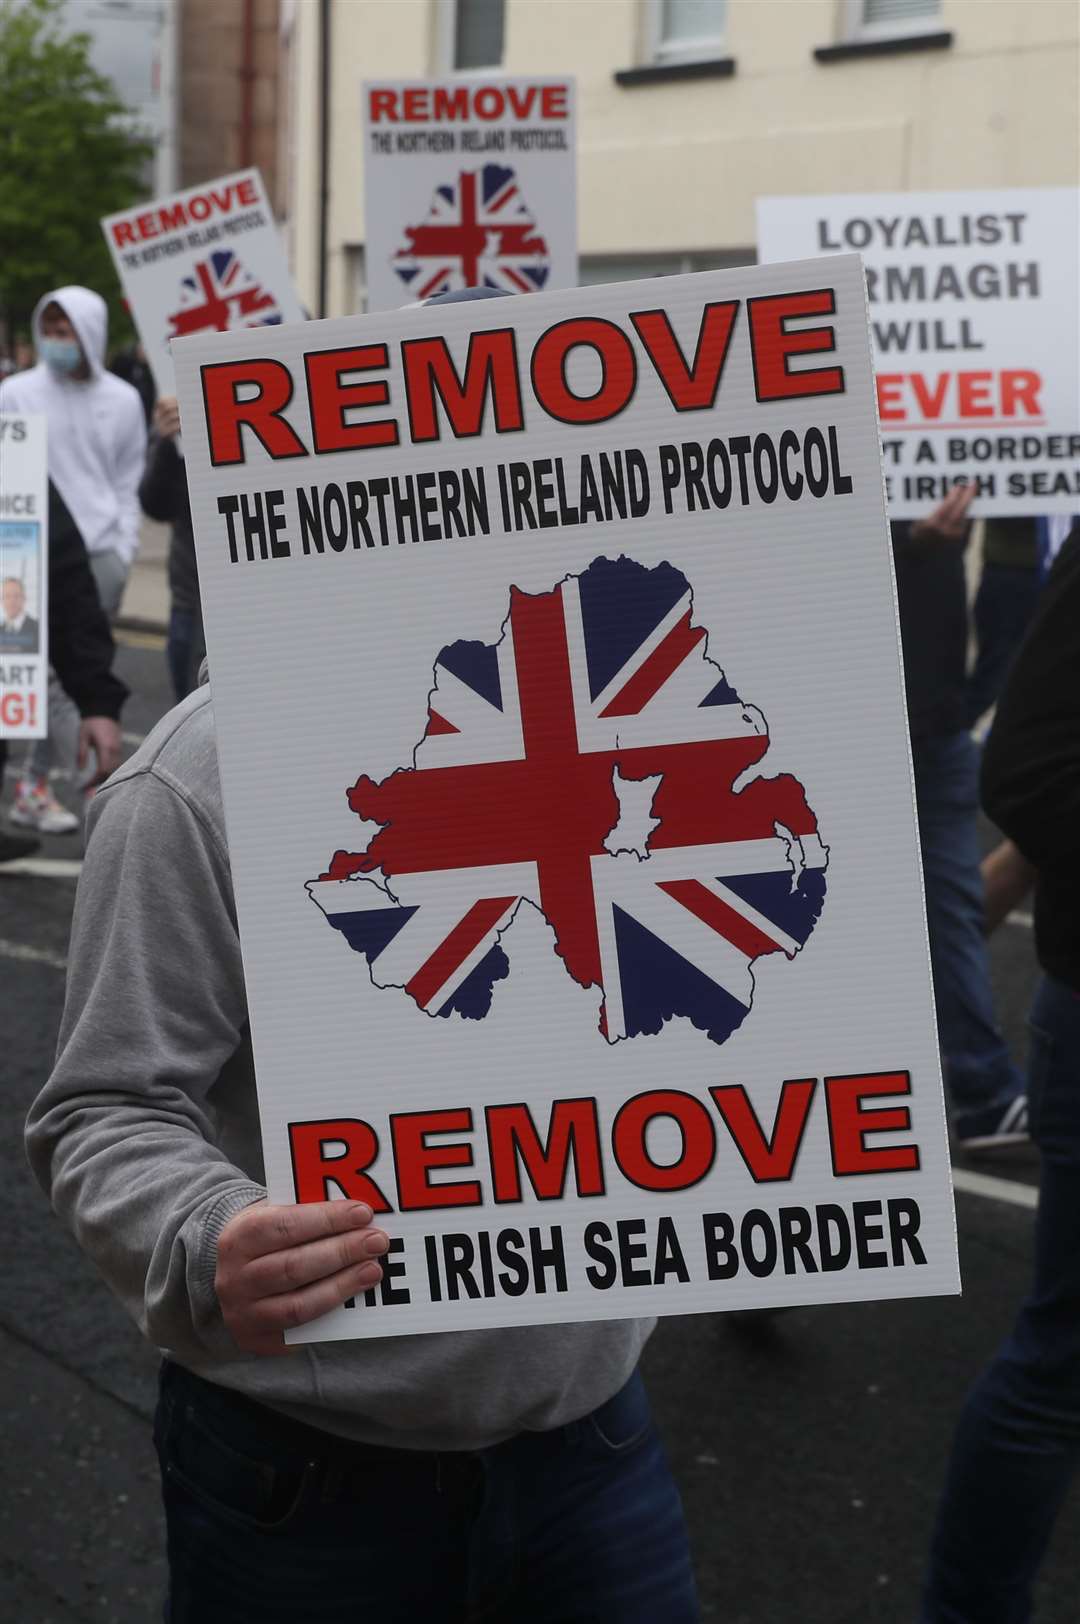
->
[392,164,551,298]
[307,557,829,1047]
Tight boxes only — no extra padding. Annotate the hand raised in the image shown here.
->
[912,482,976,542]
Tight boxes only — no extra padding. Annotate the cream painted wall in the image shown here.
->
[284,0,1080,315]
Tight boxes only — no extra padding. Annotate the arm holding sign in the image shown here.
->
[25,716,386,1360]
[139,397,185,522]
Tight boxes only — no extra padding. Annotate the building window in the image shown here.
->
[440,0,505,71]
[845,0,941,40]
[646,0,728,65]
[579,248,754,287]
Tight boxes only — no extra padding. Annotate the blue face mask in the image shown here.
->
[39,337,83,375]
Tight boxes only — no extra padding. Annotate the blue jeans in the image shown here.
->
[965,562,1041,730]
[922,975,1080,1621]
[913,730,1023,1124]
[166,605,205,704]
[155,1361,698,1623]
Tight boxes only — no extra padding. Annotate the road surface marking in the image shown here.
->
[953,1167,1038,1210]
[1005,910,1034,929]
[116,628,166,651]
[0,857,83,879]
[0,938,68,971]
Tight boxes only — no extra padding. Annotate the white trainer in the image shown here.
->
[9,778,80,836]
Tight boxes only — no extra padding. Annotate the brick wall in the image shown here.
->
[179,0,280,210]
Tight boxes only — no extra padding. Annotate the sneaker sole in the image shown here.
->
[8,807,79,835]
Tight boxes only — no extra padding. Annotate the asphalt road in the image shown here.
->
[1,634,1074,1623]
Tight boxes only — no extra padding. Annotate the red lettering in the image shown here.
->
[209,186,235,214]
[136,211,158,241]
[391,1109,481,1211]
[541,85,568,118]
[237,176,258,206]
[305,345,398,454]
[826,1072,920,1176]
[486,1100,604,1202]
[474,86,504,120]
[1002,368,1041,417]
[201,359,307,466]
[288,1118,391,1210]
[189,194,212,220]
[506,84,538,119]
[630,301,740,411]
[433,85,469,120]
[370,87,398,122]
[531,318,637,425]
[748,289,845,402]
[910,373,950,420]
[957,371,994,418]
[876,374,905,421]
[1,692,29,727]
[709,1079,817,1182]
[403,86,428,121]
[612,1090,716,1192]
[111,220,136,248]
[157,202,187,233]
[402,330,523,442]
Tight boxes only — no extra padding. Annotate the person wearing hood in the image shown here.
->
[25,285,699,1622]
[0,286,146,834]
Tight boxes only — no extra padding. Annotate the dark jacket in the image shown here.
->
[139,434,199,613]
[981,523,1080,993]
[0,615,40,654]
[891,520,969,741]
[48,483,128,720]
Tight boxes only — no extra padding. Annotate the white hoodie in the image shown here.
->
[0,287,146,566]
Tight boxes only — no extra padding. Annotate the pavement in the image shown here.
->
[2,628,1079,1622]
[115,516,170,633]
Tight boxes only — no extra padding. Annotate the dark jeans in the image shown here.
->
[167,605,205,704]
[913,730,1023,1124]
[155,1361,699,1623]
[923,974,1080,1621]
[965,561,1041,730]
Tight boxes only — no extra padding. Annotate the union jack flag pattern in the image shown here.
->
[167,250,283,340]
[308,557,828,1048]
[392,164,551,299]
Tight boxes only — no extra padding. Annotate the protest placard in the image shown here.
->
[1,412,48,740]
[172,257,959,1343]
[363,77,576,312]
[102,169,305,396]
[757,188,1080,518]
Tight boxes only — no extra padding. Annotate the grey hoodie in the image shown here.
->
[25,675,653,1450]
[0,287,146,564]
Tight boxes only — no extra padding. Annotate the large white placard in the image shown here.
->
[173,258,959,1343]
[363,77,577,312]
[758,188,1080,517]
[1,413,48,740]
[102,169,305,396]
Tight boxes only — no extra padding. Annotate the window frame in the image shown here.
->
[433,0,506,75]
[842,0,943,44]
[642,0,729,67]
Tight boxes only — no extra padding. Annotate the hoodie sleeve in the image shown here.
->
[111,385,148,567]
[25,763,265,1362]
